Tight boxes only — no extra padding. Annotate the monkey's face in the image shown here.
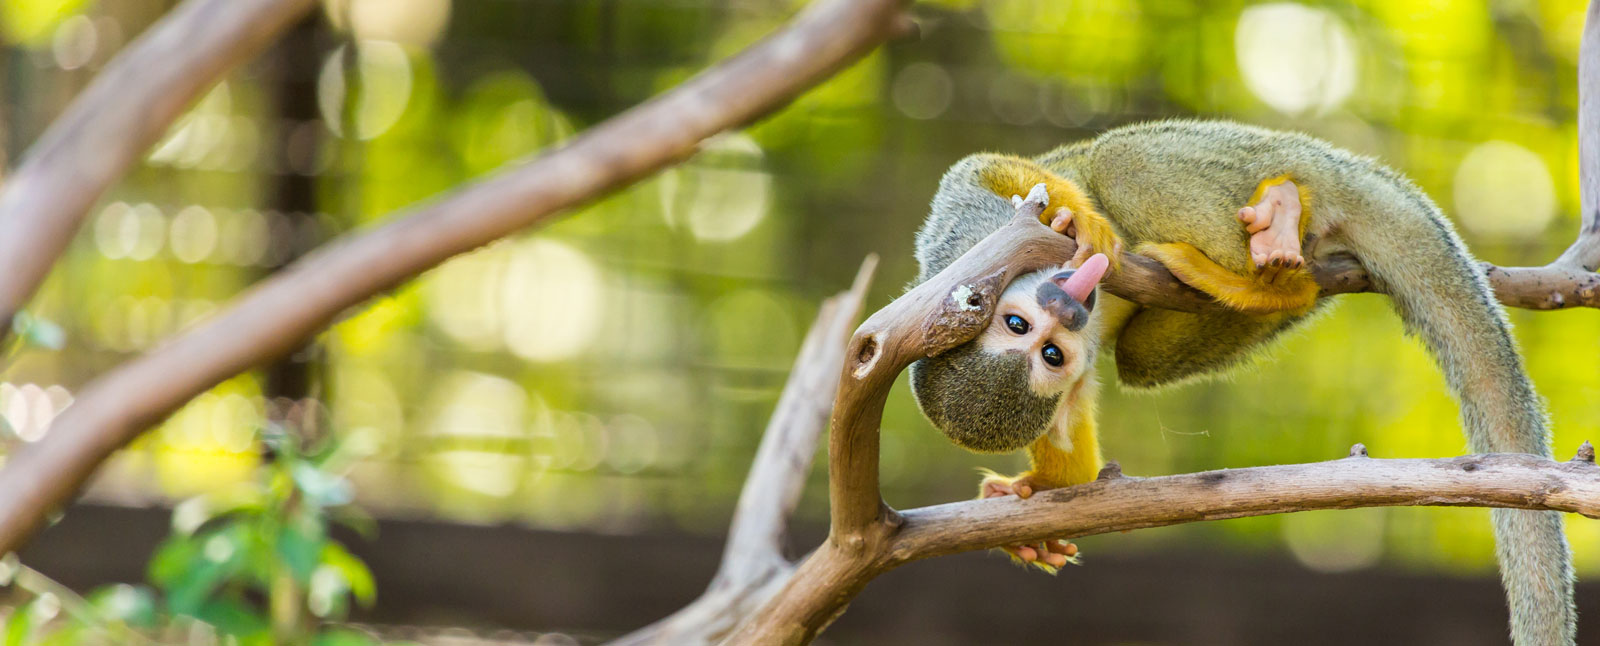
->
[978,253,1109,397]
[908,254,1110,453]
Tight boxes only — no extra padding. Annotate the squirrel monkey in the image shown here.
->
[909,120,1572,645]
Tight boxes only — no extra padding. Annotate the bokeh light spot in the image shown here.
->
[326,0,452,48]
[1453,140,1557,238]
[319,40,414,140]
[891,62,953,120]
[501,239,604,362]
[1235,3,1357,115]
[426,371,529,498]
[659,133,771,242]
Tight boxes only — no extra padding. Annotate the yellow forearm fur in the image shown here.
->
[974,154,1122,269]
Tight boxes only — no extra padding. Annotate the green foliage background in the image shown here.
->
[0,0,1596,594]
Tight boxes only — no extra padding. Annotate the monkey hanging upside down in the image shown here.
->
[909,120,1572,645]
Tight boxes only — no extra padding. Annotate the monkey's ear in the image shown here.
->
[1054,253,1109,303]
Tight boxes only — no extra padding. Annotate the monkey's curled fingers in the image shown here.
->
[1046,206,1121,271]
[979,473,1082,574]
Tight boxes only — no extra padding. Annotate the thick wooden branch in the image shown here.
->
[889,451,1600,561]
[1101,245,1596,313]
[611,258,875,646]
[722,186,1600,646]
[725,447,1600,645]
[829,187,1074,537]
[0,0,316,336]
[0,0,913,555]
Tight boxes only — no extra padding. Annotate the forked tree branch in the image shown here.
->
[719,445,1600,646]
[0,0,914,554]
[717,190,1600,646]
[611,257,875,646]
[0,0,317,336]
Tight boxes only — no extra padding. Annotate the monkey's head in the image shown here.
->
[910,254,1109,453]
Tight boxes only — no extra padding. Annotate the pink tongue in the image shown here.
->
[1060,253,1109,302]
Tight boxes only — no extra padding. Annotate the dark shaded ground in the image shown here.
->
[22,504,1594,645]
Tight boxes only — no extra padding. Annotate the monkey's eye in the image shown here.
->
[1004,315,1029,335]
[1041,343,1064,367]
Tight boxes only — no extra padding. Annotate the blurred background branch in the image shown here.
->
[0,0,1597,643]
[0,0,316,341]
[0,0,913,556]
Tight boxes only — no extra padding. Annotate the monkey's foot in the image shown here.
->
[1236,179,1304,270]
[979,472,1082,573]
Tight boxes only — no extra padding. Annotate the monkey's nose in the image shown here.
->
[1047,269,1098,313]
[1034,278,1094,332]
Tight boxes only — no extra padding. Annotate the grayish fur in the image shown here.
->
[912,119,1572,645]
[909,342,1056,453]
[909,157,1076,453]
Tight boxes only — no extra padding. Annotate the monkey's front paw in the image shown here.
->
[979,471,1083,573]
[1047,207,1122,270]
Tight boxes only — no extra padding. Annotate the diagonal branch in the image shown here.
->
[610,257,876,646]
[0,0,317,336]
[0,0,913,555]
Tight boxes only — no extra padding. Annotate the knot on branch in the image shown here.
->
[1572,440,1595,464]
[1348,443,1369,458]
[924,269,1006,355]
[1095,460,1124,481]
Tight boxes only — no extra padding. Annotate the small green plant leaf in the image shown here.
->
[147,536,202,588]
[193,598,269,640]
[3,599,34,646]
[319,543,375,606]
[292,462,354,507]
[277,518,327,583]
[172,488,267,536]
[85,583,160,627]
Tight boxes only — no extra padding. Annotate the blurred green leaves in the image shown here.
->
[1,426,385,645]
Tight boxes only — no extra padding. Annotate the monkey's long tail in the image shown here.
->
[1338,180,1574,646]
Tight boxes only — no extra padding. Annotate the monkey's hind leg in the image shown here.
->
[1236,175,1311,270]
[1138,176,1319,313]
[1138,241,1318,314]
[979,380,1102,573]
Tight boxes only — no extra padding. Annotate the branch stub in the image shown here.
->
[1573,441,1595,464]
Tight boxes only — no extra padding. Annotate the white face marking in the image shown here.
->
[978,270,1096,397]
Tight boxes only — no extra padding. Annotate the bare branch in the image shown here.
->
[1094,246,1595,313]
[0,0,913,555]
[1561,0,1600,271]
[726,450,1600,644]
[0,0,316,335]
[720,192,1600,645]
[829,189,1075,538]
[611,257,876,646]
[888,452,1600,561]
[719,256,877,580]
